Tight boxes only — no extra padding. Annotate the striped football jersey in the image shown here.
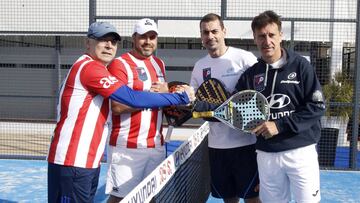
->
[108,53,166,148]
[47,54,122,168]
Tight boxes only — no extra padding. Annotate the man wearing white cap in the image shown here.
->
[47,21,195,203]
[105,18,173,202]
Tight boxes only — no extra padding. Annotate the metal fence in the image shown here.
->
[0,0,359,170]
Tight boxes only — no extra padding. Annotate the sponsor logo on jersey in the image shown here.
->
[203,67,211,80]
[100,76,118,88]
[136,67,148,81]
[270,110,295,120]
[267,94,294,119]
[312,190,319,197]
[254,73,265,92]
[268,94,291,109]
[226,67,234,73]
[280,72,300,84]
[280,80,300,84]
[312,90,324,102]
[221,67,239,77]
[288,72,297,79]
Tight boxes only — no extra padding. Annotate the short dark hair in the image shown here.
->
[251,10,282,32]
[200,13,224,29]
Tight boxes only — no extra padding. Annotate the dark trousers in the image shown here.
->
[48,163,100,203]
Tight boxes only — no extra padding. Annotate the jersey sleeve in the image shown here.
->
[189,63,202,91]
[246,51,259,67]
[239,51,258,73]
[108,58,129,84]
[80,61,124,98]
[110,85,190,108]
[275,59,326,134]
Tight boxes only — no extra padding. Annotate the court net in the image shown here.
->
[121,122,211,203]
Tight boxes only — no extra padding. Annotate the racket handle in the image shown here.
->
[192,111,214,118]
[164,125,174,143]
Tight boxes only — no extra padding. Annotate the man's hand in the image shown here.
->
[180,85,195,103]
[251,121,279,139]
[150,81,169,93]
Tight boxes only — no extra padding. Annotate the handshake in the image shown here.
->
[162,80,225,125]
[151,81,196,104]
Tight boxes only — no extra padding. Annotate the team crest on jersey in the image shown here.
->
[136,67,148,81]
[254,73,265,92]
[203,68,211,80]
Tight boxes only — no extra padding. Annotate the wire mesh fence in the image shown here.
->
[0,0,359,170]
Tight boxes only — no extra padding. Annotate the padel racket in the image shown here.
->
[193,90,270,132]
[195,78,229,105]
[163,81,192,142]
[193,78,230,122]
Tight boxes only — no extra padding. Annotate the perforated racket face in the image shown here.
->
[230,90,269,131]
[163,81,192,126]
[213,90,269,132]
[195,78,229,105]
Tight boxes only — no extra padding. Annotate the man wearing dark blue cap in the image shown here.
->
[47,21,195,203]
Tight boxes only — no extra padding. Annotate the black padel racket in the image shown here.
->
[195,78,229,105]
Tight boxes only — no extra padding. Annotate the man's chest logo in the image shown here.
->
[254,73,265,92]
[136,67,148,81]
[203,67,211,81]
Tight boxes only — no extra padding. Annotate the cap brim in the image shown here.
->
[134,29,158,35]
[108,32,122,41]
[89,32,121,41]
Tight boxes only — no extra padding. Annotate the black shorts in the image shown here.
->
[209,144,259,199]
[47,162,100,203]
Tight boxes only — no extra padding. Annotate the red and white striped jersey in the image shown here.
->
[47,54,123,168]
[108,53,166,148]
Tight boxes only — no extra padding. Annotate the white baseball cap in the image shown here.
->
[133,18,158,35]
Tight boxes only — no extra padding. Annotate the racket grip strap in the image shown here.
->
[192,111,214,118]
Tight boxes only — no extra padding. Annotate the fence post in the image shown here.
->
[221,0,227,18]
[89,0,96,25]
[54,36,61,119]
[350,0,360,169]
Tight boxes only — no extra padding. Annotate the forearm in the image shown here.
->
[109,85,189,109]
[111,101,140,115]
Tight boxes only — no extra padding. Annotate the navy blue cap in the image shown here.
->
[87,22,121,41]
